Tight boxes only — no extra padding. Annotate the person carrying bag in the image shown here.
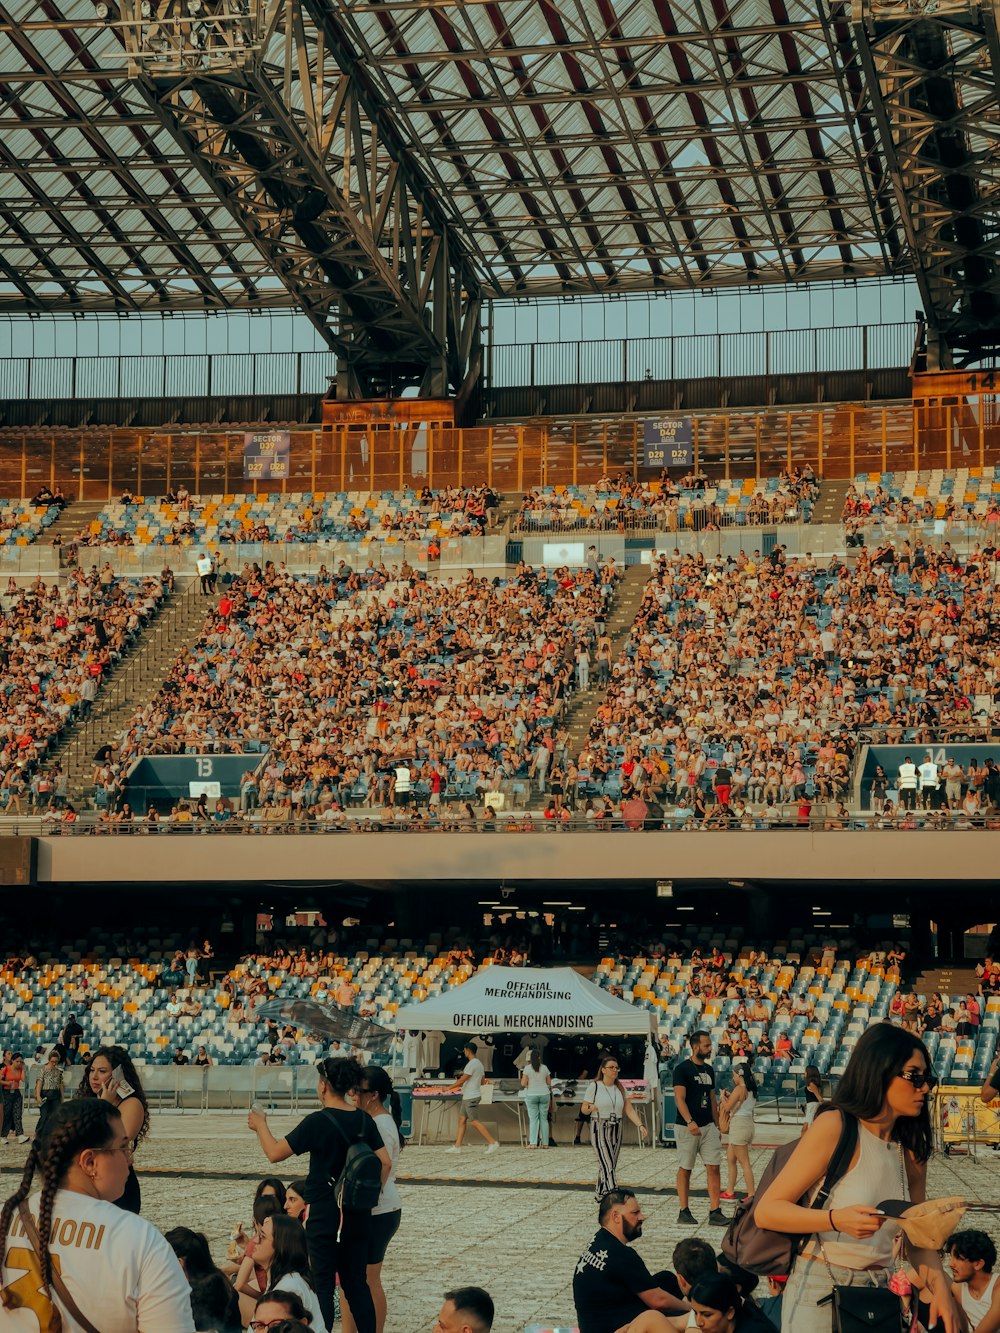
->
[753,1024,963,1333]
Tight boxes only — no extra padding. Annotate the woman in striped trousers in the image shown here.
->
[581,1055,649,1201]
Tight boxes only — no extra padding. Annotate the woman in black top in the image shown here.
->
[248,1057,390,1333]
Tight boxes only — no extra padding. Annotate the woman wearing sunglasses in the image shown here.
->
[580,1053,648,1202]
[756,1023,962,1332]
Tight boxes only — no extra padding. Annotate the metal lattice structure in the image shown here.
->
[853,0,1000,367]
[0,0,994,389]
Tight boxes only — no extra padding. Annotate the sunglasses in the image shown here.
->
[896,1069,937,1090]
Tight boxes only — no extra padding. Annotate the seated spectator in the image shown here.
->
[573,1188,690,1332]
[688,1272,777,1331]
[433,1287,494,1333]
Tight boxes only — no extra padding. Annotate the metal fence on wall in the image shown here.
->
[1,400,998,499]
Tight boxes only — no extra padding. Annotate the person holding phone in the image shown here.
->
[74,1045,149,1214]
[755,1024,962,1333]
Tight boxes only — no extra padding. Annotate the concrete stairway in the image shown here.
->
[811,478,851,526]
[45,501,105,550]
[912,965,981,1000]
[563,563,649,756]
[46,579,208,806]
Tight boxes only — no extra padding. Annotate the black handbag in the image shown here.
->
[830,1283,904,1333]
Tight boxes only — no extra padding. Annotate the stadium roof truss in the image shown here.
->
[0,0,994,386]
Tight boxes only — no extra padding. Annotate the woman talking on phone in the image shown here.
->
[755,1023,962,1333]
[75,1045,149,1214]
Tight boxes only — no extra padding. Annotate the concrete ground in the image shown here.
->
[2,1110,999,1332]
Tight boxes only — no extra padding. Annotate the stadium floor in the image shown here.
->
[2,1112,997,1331]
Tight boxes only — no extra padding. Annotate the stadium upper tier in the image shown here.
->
[513,469,818,533]
[76,487,498,547]
[95,563,607,813]
[0,571,167,811]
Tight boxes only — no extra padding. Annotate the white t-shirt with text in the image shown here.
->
[1,1189,194,1333]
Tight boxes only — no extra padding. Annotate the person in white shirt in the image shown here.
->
[947,1230,1000,1331]
[0,1098,193,1333]
[581,1054,649,1202]
[445,1042,499,1154]
[349,1067,404,1333]
[235,1213,327,1332]
[520,1049,553,1149]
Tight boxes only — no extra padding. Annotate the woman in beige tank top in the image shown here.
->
[755,1024,962,1333]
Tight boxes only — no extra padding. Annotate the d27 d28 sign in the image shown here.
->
[643,417,693,469]
[243,430,290,481]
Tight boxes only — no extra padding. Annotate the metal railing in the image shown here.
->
[12,810,1000,835]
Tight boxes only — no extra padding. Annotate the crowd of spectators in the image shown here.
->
[0,565,167,812]
[842,468,1000,531]
[512,466,818,533]
[561,537,999,830]
[91,559,615,814]
[74,484,501,547]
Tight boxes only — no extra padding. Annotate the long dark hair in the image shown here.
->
[74,1045,150,1144]
[831,1023,933,1163]
[165,1226,216,1278]
[361,1064,406,1150]
[734,1062,758,1097]
[254,1176,287,1209]
[316,1056,363,1098]
[267,1214,314,1292]
[0,1100,120,1298]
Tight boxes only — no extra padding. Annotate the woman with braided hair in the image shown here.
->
[74,1045,149,1215]
[0,1098,193,1331]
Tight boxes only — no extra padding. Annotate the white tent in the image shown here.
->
[392,965,653,1036]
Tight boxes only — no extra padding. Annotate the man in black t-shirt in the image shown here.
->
[573,1189,690,1333]
[980,1052,1000,1105]
[673,1030,726,1228]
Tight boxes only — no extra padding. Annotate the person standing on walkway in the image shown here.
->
[445,1042,500,1155]
[520,1049,552,1149]
[719,1062,757,1202]
[75,1045,149,1215]
[33,1050,64,1134]
[0,1052,29,1143]
[755,1023,962,1333]
[581,1055,648,1201]
[247,1056,390,1333]
[673,1031,727,1228]
[343,1066,405,1333]
[897,756,918,810]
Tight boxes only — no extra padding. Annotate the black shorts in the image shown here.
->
[367,1210,401,1265]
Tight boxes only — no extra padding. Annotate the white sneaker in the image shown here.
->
[486,1141,500,1154]
[445,1145,462,1153]
[17,1136,28,1144]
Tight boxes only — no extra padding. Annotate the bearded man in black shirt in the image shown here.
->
[573,1189,690,1333]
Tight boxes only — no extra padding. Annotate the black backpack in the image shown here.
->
[325,1110,383,1214]
[721,1107,858,1276]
